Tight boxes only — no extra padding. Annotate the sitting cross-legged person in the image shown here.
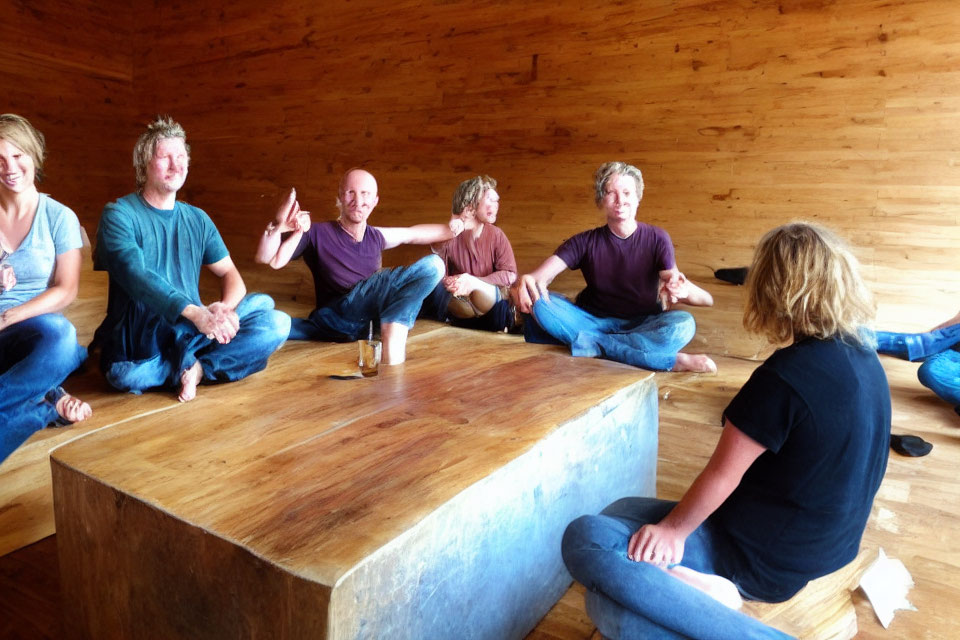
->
[421,175,519,332]
[512,161,715,372]
[875,311,960,417]
[1,113,91,463]
[255,168,463,364]
[561,222,890,640]
[92,116,290,402]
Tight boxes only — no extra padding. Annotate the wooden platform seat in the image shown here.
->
[741,548,873,640]
[51,328,659,639]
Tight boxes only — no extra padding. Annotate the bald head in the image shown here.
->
[337,168,379,224]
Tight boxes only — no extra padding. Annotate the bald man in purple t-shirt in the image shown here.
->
[512,162,716,373]
[255,169,463,365]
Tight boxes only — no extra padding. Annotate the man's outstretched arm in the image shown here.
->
[379,217,464,250]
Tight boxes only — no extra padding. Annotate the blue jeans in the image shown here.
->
[1,313,87,463]
[876,325,960,406]
[528,295,696,371]
[102,293,290,393]
[562,498,796,640]
[291,254,443,341]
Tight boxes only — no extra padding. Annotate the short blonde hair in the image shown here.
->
[133,115,189,188]
[744,222,875,345]
[451,175,497,216]
[593,162,644,206]
[0,114,46,182]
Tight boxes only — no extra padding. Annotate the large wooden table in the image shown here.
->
[52,327,658,639]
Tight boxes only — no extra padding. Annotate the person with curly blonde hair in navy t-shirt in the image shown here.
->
[562,222,889,639]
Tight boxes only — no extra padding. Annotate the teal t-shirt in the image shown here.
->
[94,193,229,323]
[0,194,83,314]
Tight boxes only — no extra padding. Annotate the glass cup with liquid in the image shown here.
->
[358,339,382,377]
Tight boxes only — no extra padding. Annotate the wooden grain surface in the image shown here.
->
[51,329,653,588]
[2,1,134,230]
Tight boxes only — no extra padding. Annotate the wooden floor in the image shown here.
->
[2,270,960,638]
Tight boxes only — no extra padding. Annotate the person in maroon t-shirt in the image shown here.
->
[421,175,519,332]
[512,162,716,372]
[255,168,463,365]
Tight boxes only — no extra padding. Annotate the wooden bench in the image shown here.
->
[51,327,660,639]
[742,548,873,640]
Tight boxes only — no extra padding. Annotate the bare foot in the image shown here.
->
[381,322,408,365]
[178,361,203,402]
[55,392,92,424]
[672,353,718,373]
[666,565,743,610]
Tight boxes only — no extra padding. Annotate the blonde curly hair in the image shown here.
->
[744,222,875,345]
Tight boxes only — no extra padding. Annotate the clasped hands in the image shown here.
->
[188,302,240,344]
[443,272,477,297]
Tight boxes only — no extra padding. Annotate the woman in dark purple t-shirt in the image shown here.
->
[512,161,716,372]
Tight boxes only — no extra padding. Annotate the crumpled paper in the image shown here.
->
[858,548,916,628]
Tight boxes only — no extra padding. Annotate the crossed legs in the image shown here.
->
[530,295,716,372]
[104,293,290,401]
[562,498,794,640]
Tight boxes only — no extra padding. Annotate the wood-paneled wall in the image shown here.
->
[6,0,960,351]
[128,0,960,344]
[2,1,134,232]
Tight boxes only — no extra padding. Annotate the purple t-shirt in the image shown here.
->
[292,221,385,308]
[554,223,675,318]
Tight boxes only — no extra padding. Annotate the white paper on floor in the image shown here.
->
[858,548,916,628]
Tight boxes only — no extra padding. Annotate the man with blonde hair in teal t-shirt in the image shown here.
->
[93,116,290,402]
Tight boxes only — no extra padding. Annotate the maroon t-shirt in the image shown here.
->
[292,221,385,308]
[554,223,675,318]
[434,223,517,287]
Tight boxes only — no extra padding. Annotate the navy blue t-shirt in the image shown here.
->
[716,337,890,602]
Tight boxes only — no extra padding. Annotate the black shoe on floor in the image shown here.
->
[890,434,933,457]
[715,267,748,285]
